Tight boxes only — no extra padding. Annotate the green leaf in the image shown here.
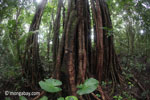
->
[40,96,48,100]
[45,78,62,86]
[76,84,84,88]
[39,78,62,93]
[65,96,78,100]
[57,97,65,100]
[18,33,27,46]
[113,96,118,99]
[96,94,101,98]
[5,97,11,100]
[118,96,123,100]
[84,78,99,86]
[19,96,27,100]
[77,78,99,95]
[77,85,97,95]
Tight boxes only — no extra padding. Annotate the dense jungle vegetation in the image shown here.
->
[0,0,150,100]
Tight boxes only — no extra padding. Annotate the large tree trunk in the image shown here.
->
[22,0,47,89]
[52,0,122,99]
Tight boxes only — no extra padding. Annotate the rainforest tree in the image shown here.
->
[52,0,122,99]
[22,0,47,89]
[1,0,150,100]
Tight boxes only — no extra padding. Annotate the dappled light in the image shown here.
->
[36,0,42,4]
[140,30,144,34]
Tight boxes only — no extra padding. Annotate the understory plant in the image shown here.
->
[5,78,99,100]
[38,78,99,100]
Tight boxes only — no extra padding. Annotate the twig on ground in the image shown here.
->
[132,76,150,100]
[91,93,101,100]
[32,91,45,100]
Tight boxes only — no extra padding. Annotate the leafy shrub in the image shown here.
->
[39,78,62,93]
[39,78,99,99]
[77,78,99,95]
[40,96,48,100]
[4,78,99,100]
[113,95,123,100]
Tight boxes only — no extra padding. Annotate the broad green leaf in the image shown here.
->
[77,85,97,95]
[76,84,84,88]
[19,96,27,100]
[45,78,62,86]
[39,78,62,93]
[57,97,65,100]
[77,78,99,95]
[40,96,48,100]
[84,78,99,86]
[65,96,78,100]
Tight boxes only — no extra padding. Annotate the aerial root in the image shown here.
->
[96,85,110,100]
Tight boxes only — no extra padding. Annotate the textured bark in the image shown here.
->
[90,0,122,82]
[77,0,86,83]
[22,0,47,89]
[53,0,63,68]
[63,6,78,95]
[52,0,121,99]
[95,0,104,81]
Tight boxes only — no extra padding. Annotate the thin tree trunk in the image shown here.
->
[53,0,63,68]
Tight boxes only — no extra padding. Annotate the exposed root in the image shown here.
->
[132,76,150,100]
[131,92,142,100]
[91,93,101,100]
[97,85,110,100]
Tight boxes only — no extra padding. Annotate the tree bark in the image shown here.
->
[53,0,63,68]
[22,0,47,89]
[52,0,122,99]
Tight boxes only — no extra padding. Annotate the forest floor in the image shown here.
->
[0,56,150,100]
[103,66,150,100]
